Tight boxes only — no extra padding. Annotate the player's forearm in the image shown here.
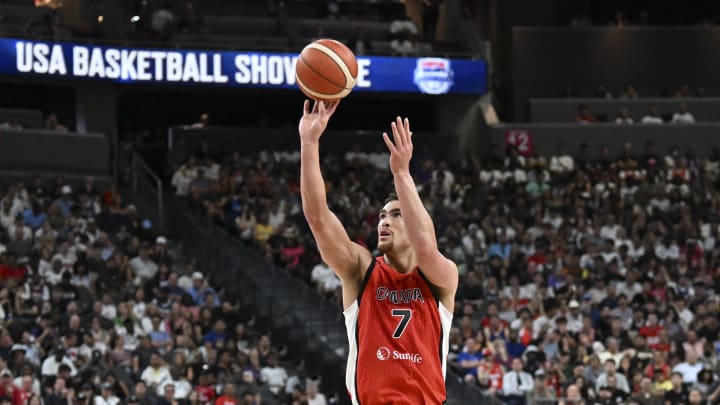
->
[393,170,437,253]
[300,141,330,223]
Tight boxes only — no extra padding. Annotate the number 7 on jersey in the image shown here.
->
[391,309,412,338]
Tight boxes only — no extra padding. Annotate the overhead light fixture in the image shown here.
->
[130,15,140,23]
[97,15,104,23]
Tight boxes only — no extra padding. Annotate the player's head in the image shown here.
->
[377,193,410,254]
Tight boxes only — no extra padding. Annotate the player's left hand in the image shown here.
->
[382,116,413,175]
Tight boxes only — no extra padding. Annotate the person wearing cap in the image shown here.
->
[152,236,171,265]
[0,369,22,405]
[529,369,555,405]
[53,185,74,218]
[186,271,219,307]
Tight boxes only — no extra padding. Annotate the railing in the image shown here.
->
[130,151,164,228]
[446,372,503,404]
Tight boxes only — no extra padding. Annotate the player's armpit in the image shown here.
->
[415,249,459,304]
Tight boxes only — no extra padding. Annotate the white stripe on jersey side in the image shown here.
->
[439,302,453,380]
[343,300,360,405]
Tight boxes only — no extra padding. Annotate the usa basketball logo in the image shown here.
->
[413,58,454,95]
[376,346,391,361]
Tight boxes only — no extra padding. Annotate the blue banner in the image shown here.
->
[0,38,487,95]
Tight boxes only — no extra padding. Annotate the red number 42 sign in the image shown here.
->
[504,130,534,156]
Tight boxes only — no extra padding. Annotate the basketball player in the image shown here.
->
[299,100,458,405]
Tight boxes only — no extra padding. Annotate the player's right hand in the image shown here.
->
[299,99,340,144]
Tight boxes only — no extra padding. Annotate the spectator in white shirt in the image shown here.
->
[655,237,680,262]
[41,347,78,378]
[95,382,120,405]
[157,377,192,399]
[565,300,583,333]
[595,359,630,393]
[641,106,664,124]
[129,244,159,282]
[310,262,341,295]
[171,159,198,197]
[261,353,288,396]
[502,358,534,402]
[673,351,704,384]
[615,108,634,124]
[7,215,31,241]
[672,103,696,124]
[549,144,575,175]
[140,353,172,391]
[306,383,328,405]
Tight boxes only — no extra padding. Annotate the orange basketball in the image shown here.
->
[295,39,358,101]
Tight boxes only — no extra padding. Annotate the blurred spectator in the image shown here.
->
[306,383,326,405]
[150,2,175,40]
[594,84,612,99]
[0,117,22,130]
[502,358,533,405]
[609,11,629,27]
[621,85,638,99]
[615,109,634,124]
[347,26,372,56]
[672,103,695,124]
[570,12,591,27]
[190,113,210,129]
[422,0,442,42]
[176,1,202,34]
[260,352,287,397]
[641,106,664,124]
[576,105,595,124]
[45,114,68,133]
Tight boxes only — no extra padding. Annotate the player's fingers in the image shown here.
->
[303,100,310,115]
[404,117,412,137]
[382,132,396,153]
[396,116,408,145]
[390,122,403,149]
[312,100,319,113]
[319,101,327,115]
[329,100,340,114]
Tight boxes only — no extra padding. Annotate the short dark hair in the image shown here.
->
[384,192,398,204]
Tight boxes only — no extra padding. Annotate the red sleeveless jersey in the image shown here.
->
[343,256,453,405]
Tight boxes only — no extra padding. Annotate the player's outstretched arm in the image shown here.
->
[382,117,459,298]
[299,100,373,302]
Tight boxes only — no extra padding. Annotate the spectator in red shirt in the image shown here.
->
[576,105,596,124]
[0,253,26,284]
[645,351,670,381]
[195,373,216,404]
[639,313,664,350]
[0,370,23,405]
[215,384,237,405]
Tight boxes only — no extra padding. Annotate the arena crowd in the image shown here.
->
[174,139,720,405]
[0,175,326,405]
